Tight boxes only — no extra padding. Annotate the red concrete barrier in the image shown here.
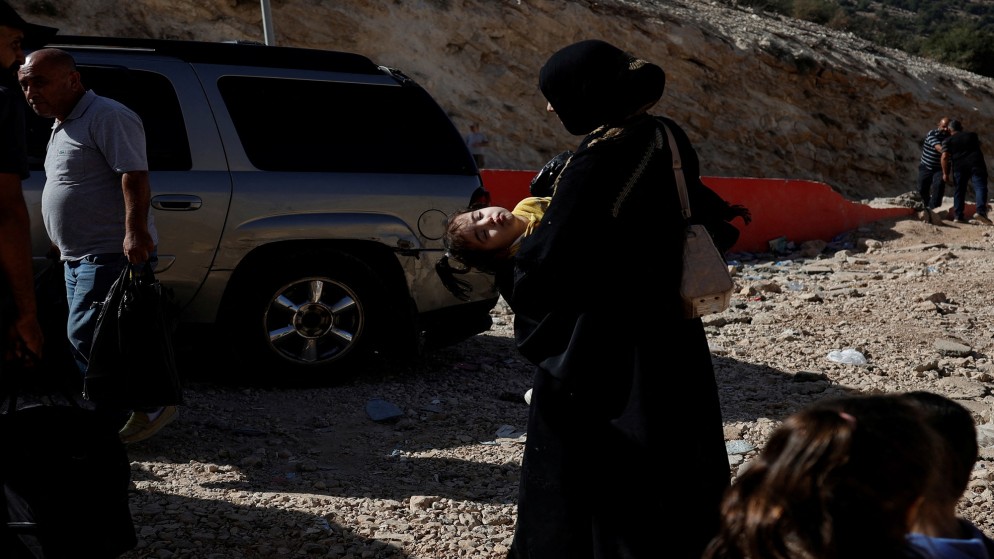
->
[480,170,930,253]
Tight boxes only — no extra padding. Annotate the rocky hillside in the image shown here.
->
[15,0,994,200]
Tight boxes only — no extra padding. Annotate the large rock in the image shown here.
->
[17,0,994,200]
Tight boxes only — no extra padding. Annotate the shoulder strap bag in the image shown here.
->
[660,122,734,319]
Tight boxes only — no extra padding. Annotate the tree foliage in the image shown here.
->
[724,0,994,78]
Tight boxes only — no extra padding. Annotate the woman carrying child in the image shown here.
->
[506,39,741,559]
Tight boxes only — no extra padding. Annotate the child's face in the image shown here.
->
[452,206,522,252]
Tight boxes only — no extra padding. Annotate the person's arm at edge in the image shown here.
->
[121,170,155,264]
[0,172,43,357]
[941,151,951,184]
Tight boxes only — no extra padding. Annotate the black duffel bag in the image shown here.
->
[85,263,183,409]
[1,348,137,559]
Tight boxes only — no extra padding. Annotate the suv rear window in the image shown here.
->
[26,66,192,172]
[217,75,475,175]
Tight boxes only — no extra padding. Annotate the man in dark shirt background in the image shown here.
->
[941,119,991,225]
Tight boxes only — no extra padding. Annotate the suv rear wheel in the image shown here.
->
[225,250,389,378]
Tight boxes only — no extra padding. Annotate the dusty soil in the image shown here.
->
[118,209,994,559]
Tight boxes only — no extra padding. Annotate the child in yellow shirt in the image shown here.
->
[435,196,550,301]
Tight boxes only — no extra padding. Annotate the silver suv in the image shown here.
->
[23,36,498,378]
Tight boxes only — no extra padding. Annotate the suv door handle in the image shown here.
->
[152,195,203,211]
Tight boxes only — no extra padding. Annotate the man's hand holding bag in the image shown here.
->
[85,263,183,409]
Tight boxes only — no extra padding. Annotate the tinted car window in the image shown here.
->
[26,66,191,171]
[218,75,475,175]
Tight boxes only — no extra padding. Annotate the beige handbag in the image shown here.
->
[661,123,734,319]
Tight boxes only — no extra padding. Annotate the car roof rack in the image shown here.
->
[43,35,382,75]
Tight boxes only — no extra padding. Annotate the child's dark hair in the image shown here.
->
[900,390,977,503]
[704,393,935,559]
[435,207,510,300]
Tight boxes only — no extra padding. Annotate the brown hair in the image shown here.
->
[704,394,934,559]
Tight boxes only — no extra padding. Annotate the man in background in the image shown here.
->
[464,122,489,168]
[918,116,950,211]
[941,119,991,225]
[0,1,54,364]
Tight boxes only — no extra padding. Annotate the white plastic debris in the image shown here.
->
[826,348,867,365]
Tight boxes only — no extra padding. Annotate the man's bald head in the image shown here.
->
[18,47,83,121]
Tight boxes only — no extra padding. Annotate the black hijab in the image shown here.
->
[539,39,666,135]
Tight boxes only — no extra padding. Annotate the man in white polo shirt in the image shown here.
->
[19,47,176,443]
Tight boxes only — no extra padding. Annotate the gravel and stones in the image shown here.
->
[120,210,994,559]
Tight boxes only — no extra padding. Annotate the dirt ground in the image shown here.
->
[114,209,994,559]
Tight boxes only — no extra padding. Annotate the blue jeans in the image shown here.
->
[64,253,157,375]
[952,169,989,219]
[64,254,129,375]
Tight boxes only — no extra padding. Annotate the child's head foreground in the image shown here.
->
[899,391,985,548]
[901,391,977,509]
[704,393,936,559]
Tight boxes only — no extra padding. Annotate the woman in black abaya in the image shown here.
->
[507,40,737,559]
